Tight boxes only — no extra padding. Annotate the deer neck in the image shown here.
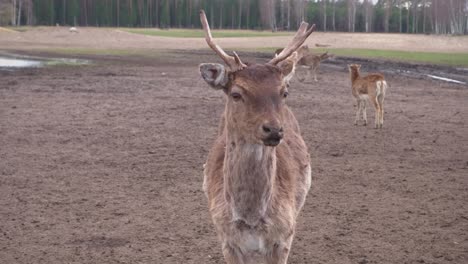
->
[223,135,276,227]
[351,70,360,83]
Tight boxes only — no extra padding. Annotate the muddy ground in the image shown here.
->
[1,51,467,264]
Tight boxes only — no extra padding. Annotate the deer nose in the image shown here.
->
[261,124,284,146]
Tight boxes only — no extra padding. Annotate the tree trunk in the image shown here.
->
[17,0,22,26]
[232,6,235,29]
[238,0,243,29]
[246,0,250,29]
[407,1,410,33]
[384,0,391,32]
[364,0,369,32]
[323,0,327,31]
[347,0,356,32]
[399,0,402,32]
[332,0,336,31]
[352,0,356,32]
[287,0,290,30]
[412,0,418,33]
[12,0,16,26]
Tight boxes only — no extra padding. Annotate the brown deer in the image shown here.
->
[274,45,310,87]
[348,64,387,129]
[297,51,334,82]
[199,10,314,264]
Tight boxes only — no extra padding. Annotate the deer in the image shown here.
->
[296,51,334,82]
[274,45,310,87]
[347,64,387,129]
[275,45,309,87]
[199,10,314,264]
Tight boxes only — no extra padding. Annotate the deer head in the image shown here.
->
[199,10,315,147]
[348,64,361,81]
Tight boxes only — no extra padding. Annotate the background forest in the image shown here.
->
[1,0,467,34]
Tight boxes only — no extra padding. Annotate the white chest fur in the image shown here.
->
[239,231,266,254]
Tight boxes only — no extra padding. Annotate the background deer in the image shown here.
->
[274,45,310,87]
[199,10,314,264]
[348,64,387,128]
[297,51,334,82]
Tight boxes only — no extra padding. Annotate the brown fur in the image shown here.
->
[348,64,387,128]
[275,46,310,87]
[200,13,314,263]
[202,64,311,263]
[297,51,334,82]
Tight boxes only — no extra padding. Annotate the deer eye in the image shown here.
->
[282,91,289,98]
[231,92,242,101]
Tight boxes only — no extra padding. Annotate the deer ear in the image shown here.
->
[199,63,229,90]
[277,52,298,77]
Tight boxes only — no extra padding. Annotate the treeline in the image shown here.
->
[1,0,467,35]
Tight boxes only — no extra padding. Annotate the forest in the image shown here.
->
[1,0,467,35]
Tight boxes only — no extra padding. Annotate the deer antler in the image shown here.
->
[269,22,316,65]
[200,10,246,72]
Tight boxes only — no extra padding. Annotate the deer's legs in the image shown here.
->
[362,100,367,126]
[222,242,245,264]
[266,237,294,264]
[354,99,361,126]
[370,97,380,129]
[305,67,311,82]
[378,94,385,128]
[379,104,384,128]
[297,68,306,82]
[312,66,318,82]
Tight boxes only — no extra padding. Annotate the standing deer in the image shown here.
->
[199,10,314,264]
[348,64,387,129]
[297,51,334,82]
[274,45,309,88]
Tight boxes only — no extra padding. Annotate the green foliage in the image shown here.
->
[10,0,467,35]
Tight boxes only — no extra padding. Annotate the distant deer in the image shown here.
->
[199,10,314,264]
[297,51,334,82]
[69,27,78,33]
[274,45,310,87]
[348,64,387,129]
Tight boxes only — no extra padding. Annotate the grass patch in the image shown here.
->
[3,26,33,32]
[255,47,468,67]
[122,28,293,38]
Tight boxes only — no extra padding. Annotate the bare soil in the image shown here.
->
[1,48,468,264]
[1,26,468,53]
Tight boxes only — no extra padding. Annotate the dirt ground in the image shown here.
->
[1,26,468,53]
[1,34,468,263]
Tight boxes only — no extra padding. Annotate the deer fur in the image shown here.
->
[297,51,334,82]
[275,45,310,87]
[199,10,313,264]
[348,64,387,129]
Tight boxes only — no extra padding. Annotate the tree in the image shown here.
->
[347,0,357,32]
[322,0,327,31]
[332,0,336,31]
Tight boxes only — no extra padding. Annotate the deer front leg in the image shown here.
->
[362,101,367,126]
[266,236,294,264]
[354,100,361,126]
[379,105,384,128]
[313,66,318,82]
[222,242,245,264]
[297,68,306,82]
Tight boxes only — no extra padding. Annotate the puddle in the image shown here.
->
[0,54,90,69]
[0,57,42,68]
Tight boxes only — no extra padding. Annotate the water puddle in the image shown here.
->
[0,57,42,68]
[0,54,90,69]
